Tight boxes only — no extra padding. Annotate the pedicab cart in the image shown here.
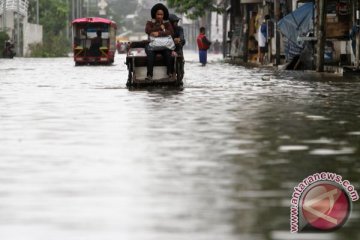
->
[125,41,184,87]
[72,17,117,65]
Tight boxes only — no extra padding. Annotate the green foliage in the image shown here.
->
[0,31,10,55]
[29,34,70,58]
[26,0,140,57]
[38,0,68,35]
[107,0,138,26]
[28,0,70,57]
[0,31,10,45]
[167,0,223,19]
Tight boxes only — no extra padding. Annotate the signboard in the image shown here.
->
[98,0,107,15]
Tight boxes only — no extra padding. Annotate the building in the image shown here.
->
[0,0,42,56]
[224,0,354,72]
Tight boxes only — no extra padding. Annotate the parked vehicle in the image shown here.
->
[2,41,15,58]
[72,17,117,65]
[125,41,184,87]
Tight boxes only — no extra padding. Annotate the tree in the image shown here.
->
[0,31,10,57]
[166,0,223,19]
[27,0,70,57]
[107,0,138,33]
[35,0,68,36]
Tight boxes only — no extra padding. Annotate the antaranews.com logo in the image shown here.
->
[290,172,359,233]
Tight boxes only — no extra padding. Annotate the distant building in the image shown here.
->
[223,0,354,71]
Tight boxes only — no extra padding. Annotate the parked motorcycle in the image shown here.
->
[2,41,16,58]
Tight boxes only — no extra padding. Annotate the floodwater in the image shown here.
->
[0,52,360,240]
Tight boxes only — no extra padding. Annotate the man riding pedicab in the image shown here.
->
[169,13,185,83]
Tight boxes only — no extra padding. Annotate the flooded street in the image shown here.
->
[1,52,360,240]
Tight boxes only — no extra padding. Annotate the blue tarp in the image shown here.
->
[278,2,314,44]
[278,3,314,60]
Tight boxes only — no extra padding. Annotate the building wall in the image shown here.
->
[23,22,42,56]
[1,9,42,56]
[0,10,15,37]
[210,12,223,43]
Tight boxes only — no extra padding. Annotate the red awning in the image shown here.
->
[72,17,116,28]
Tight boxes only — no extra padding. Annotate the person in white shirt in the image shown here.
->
[258,15,269,64]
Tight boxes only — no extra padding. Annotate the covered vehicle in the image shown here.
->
[72,17,117,65]
[278,2,314,65]
[125,41,184,87]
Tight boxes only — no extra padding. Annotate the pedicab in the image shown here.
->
[125,41,184,87]
[72,17,117,65]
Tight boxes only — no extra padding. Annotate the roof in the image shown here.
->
[72,17,117,27]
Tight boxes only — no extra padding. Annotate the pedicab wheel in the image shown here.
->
[125,58,133,87]
[126,71,133,87]
[175,59,184,86]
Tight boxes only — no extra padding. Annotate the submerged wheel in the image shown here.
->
[126,70,133,87]
[175,59,184,85]
[126,59,133,87]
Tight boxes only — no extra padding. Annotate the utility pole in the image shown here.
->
[77,0,80,18]
[16,0,20,56]
[356,1,360,69]
[316,0,326,72]
[2,0,6,32]
[243,4,249,62]
[86,0,89,17]
[66,0,70,40]
[222,0,228,58]
[36,0,39,24]
[72,0,75,20]
[75,0,80,18]
[79,0,82,18]
[274,0,281,65]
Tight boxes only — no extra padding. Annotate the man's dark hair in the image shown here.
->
[200,27,205,33]
[96,30,102,37]
[169,14,181,23]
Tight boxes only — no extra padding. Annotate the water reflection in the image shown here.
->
[0,52,359,239]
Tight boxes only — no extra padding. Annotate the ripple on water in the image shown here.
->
[271,231,336,240]
[305,115,330,121]
[309,147,356,155]
[302,138,335,144]
[278,145,309,152]
[348,131,360,136]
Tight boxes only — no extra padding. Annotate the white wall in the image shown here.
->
[0,10,15,37]
[210,11,223,43]
[23,22,42,56]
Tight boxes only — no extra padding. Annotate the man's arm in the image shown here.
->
[178,27,186,46]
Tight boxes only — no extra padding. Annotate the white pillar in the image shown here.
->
[2,0,6,31]
[17,0,20,55]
